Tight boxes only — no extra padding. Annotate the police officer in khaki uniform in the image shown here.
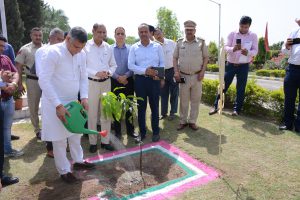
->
[173,20,209,131]
[15,27,43,139]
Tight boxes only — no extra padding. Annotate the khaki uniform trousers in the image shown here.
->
[179,74,202,124]
[26,78,42,133]
[88,79,111,145]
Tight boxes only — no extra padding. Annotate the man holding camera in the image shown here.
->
[174,20,209,131]
[279,18,300,133]
[209,16,258,116]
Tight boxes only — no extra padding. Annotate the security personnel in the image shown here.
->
[173,20,209,131]
[15,27,43,139]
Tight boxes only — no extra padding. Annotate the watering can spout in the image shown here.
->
[62,101,108,136]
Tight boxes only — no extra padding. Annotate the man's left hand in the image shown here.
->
[241,48,248,56]
[81,98,89,111]
[198,71,205,81]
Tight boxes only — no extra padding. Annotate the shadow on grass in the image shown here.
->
[223,112,283,137]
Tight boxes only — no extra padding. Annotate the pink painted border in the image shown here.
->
[86,140,219,200]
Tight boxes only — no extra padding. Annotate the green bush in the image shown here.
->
[202,79,285,121]
[206,64,219,72]
[256,69,285,78]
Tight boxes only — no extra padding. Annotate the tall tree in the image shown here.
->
[156,7,181,40]
[208,41,218,64]
[17,0,43,45]
[3,0,24,52]
[41,3,70,42]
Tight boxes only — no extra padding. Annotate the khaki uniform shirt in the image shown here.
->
[15,42,42,75]
[173,37,208,74]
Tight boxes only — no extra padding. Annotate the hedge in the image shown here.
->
[255,69,285,78]
[202,79,288,121]
[206,64,219,72]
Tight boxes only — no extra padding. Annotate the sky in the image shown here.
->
[44,0,300,45]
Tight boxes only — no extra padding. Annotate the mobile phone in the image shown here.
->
[173,77,186,83]
[292,38,300,45]
[236,39,241,44]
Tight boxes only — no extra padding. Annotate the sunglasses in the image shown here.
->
[116,33,125,36]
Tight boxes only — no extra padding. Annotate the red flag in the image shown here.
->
[264,22,270,52]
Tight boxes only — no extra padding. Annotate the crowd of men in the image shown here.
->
[0,16,299,188]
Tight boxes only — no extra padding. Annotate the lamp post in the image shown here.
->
[0,0,7,39]
[208,0,221,66]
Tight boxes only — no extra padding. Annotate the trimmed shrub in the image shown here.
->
[206,64,219,72]
[256,69,285,78]
[202,79,285,121]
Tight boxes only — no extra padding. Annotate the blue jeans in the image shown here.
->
[160,68,179,116]
[214,62,249,112]
[135,75,160,137]
[283,64,300,130]
[1,97,14,154]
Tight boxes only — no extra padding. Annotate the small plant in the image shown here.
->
[101,87,143,124]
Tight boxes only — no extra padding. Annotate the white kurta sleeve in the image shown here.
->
[79,52,88,99]
[38,48,61,107]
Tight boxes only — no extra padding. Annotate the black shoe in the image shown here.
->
[209,108,219,115]
[1,176,19,186]
[101,143,114,151]
[36,131,41,140]
[278,125,293,131]
[231,110,239,116]
[73,161,96,170]
[60,172,78,184]
[89,145,97,153]
[135,134,146,144]
[11,135,20,140]
[152,134,160,142]
[115,133,122,140]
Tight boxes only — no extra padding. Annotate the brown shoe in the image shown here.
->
[189,123,199,131]
[177,123,188,131]
[46,150,54,158]
[60,172,78,184]
[73,161,96,170]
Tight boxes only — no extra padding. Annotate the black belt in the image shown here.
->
[228,62,249,67]
[88,77,109,82]
[289,63,300,67]
[0,96,12,102]
[26,74,39,80]
[180,70,201,75]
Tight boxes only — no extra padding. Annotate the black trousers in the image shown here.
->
[0,100,4,178]
[111,77,135,135]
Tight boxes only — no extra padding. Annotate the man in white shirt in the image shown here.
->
[279,18,300,134]
[153,27,178,121]
[84,23,117,153]
[35,27,64,158]
[38,27,95,184]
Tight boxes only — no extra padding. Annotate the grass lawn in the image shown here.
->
[1,104,300,199]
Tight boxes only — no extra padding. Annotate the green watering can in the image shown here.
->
[62,101,107,137]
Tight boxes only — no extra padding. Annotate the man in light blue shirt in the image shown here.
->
[128,23,165,142]
[111,27,136,139]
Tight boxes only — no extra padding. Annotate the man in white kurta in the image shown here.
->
[84,23,117,153]
[38,27,95,184]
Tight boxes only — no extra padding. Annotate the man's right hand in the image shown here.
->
[285,38,293,50]
[145,67,157,77]
[117,75,128,85]
[174,71,180,82]
[56,104,70,124]
[233,44,241,52]
[96,71,109,79]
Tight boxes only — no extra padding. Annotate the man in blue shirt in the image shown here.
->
[4,43,15,65]
[111,27,137,139]
[128,23,165,143]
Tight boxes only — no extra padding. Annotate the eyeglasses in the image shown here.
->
[116,33,125,36]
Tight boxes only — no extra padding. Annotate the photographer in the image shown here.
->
[279,18,300,133]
